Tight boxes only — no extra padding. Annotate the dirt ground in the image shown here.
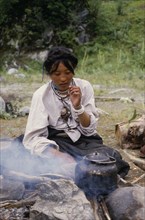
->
[0,82,145,186]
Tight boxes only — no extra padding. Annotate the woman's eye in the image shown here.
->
[54,72,60,76]
[65,71,71,74]
[53,71,71,76]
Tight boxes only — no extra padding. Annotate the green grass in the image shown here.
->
[76,44,144,91]
[1,44,144,91]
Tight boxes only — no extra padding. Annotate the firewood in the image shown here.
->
[123,149,145,171]
[0,191,38,209]
[123,150,145,164]
[2,167,72,184]
[0,200,17,208]
[100,200,111,220]
[2,169,51,183]
[118,176,135,187]
[0,198,36,209]
[133,161,145,171]
[95,96,134,102]
[131,174,145,184]
[115,115,145,149]
[40,173,73,180]
[90,199,101,220]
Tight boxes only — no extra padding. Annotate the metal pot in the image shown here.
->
[75,152,118,201]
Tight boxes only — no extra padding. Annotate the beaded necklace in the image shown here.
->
[51,80,75,129]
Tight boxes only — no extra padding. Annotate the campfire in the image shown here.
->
[0,138,145,220]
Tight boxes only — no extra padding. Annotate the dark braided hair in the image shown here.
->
[43,46,78,76]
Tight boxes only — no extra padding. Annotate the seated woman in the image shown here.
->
[23,46,130,178]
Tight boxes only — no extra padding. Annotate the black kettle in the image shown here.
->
[75,152,118,201]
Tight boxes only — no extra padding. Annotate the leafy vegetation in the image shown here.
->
[0,0,144,91]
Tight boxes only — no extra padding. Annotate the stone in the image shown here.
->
[0,178,25,201]
[27,50,48,61]
[14,73,25,78]
[106,186,145,220]
[0,96,6,113]
[7,68,18,75]
[38,51,48,61]
[19,106,30,116]
[119,97,133,103]
[30,179,96,220]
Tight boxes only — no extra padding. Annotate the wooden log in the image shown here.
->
[0,198,36,209]
[2,169,51,184]
[1,166,72,184]
[123,150,145,164]
[131,174,145,184]
[95,96,135,102]
[123,149,145,172]
[118,176,136,187]
[115,115,145,149]
[0,200,17,208]
[40,173,73,180]
[100,200,111,220]
[0,190,38,209]
[91,199,101,220]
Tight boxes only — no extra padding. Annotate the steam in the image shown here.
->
[0,138,78,179]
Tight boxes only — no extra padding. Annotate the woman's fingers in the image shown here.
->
[69,86,81,96]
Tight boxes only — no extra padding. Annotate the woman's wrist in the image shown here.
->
[74,104,81,110]
[72,105,85,115]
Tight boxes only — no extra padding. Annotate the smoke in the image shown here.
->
[0,138,77,179]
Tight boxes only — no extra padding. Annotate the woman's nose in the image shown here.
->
[60,75,67,82]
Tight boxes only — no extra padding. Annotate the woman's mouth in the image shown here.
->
[60,83,69,87]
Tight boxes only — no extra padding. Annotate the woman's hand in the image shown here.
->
[69,85,91,127]
[69,86,81,109]
[43,147,76,163]
[54,150,76,163]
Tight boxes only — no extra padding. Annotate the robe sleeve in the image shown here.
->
[23,90,59,156]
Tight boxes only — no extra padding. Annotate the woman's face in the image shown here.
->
[50,62,74,91]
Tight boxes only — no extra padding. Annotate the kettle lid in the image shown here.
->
[84,152,116,164]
